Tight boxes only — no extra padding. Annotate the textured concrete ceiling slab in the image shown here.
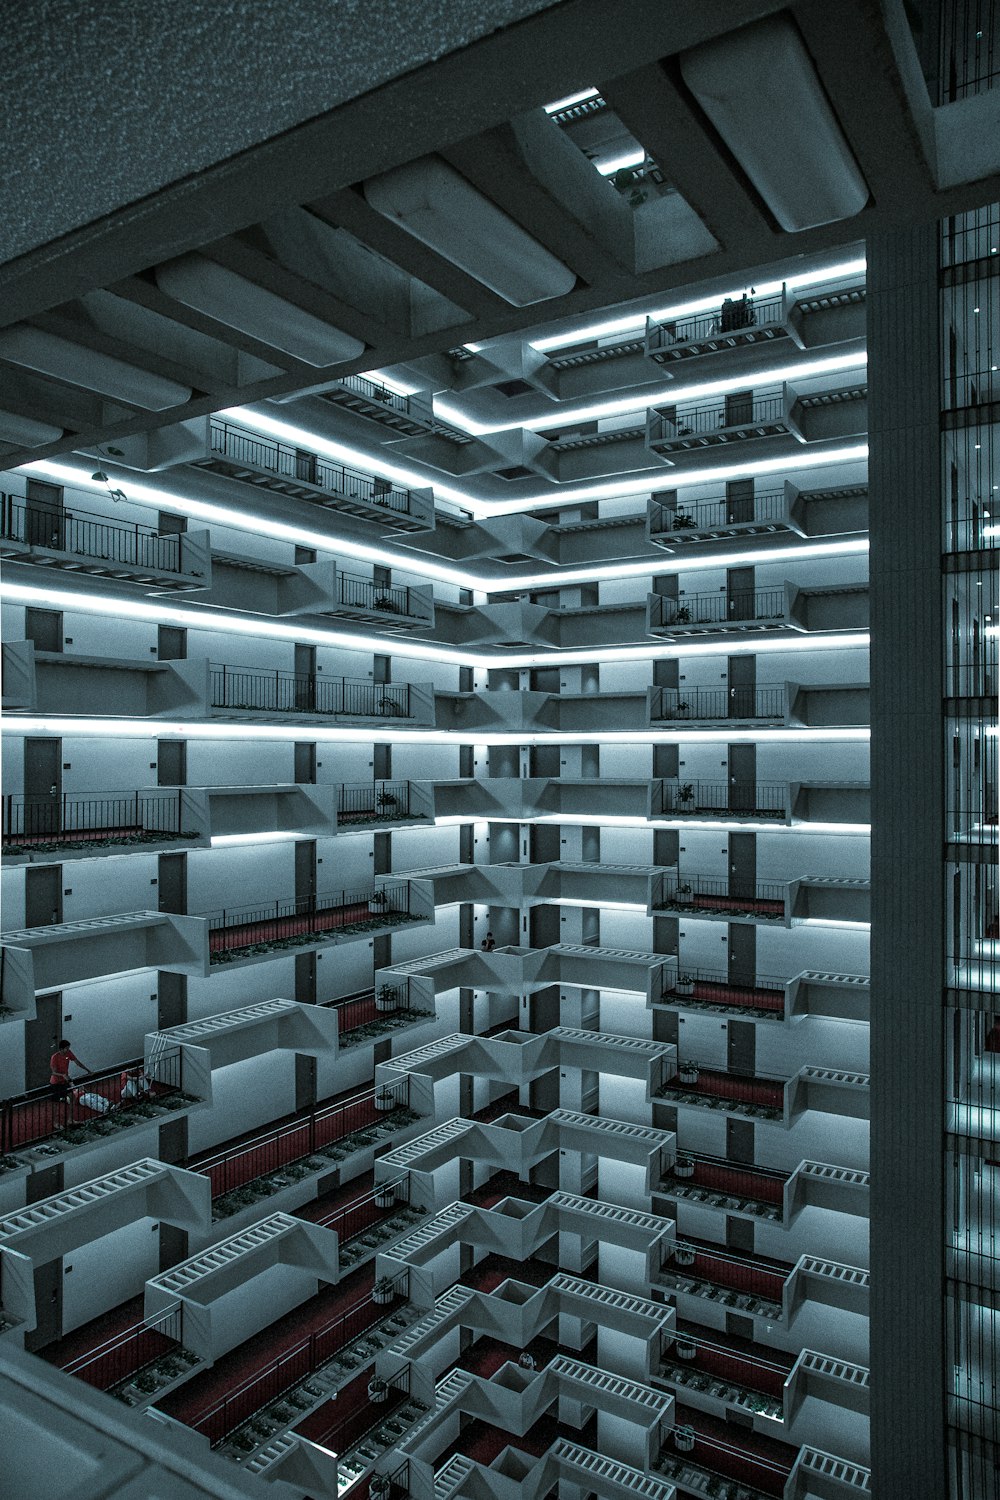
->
[2,0,562,265]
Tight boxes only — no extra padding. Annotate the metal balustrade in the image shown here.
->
[3,790,195,854]
[652,587,787,628]
[208,418,411,514]
[656,875,786,918]
[337,571,412,616]
[189,1270,409,1446]
[661,967,786,1014]
[666,1238,789,1302]
[313,1177,410,1238]
[652,686,785,721]
[210,662,411,719]
[62,1302,185,1392]
[337,781,412,824]
[648,392,787,446]
[646,292,785,357]
[657,780,787,818]
[663,1150,790,1209]
[1,1048,185,1154]
[202,881,413,958]
[1,494,185,573]
[658,1062,787,1111]
[309,1365,411,1455]
[192,1077,410,1199]
[338,374,413,412]
[649,488,787,536]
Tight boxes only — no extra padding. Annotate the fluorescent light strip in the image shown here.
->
[2,716,870,747]
[431,351,867,436]
[595,149,646,176]
[796,918,871,931]
[0,580,870,669]
[433,814,871,835]
[210,832,303,847]
[527,257,868,352]
[544,87,601,113]
[21,455,870,588]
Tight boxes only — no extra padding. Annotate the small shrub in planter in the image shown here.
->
[373,1277,396,1305]
[673,1154,696,1180]
[367,1377,389,1402]
[677,1060,700,1085]
[674,973,696,996]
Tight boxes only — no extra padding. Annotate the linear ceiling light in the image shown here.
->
[680,16,869,232]
[0,326,191,410]
[155,255,365,366]
[363,156,576,306]
[543,87,600,113]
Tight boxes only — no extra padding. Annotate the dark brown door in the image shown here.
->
[294,742,317,784]
[24,991,62,1088]
[729,832,756,900]
[24,1259,62,1352]
[725,389,754,426]
[26,479,65,549]
[728,743,756,814]
[727,566,756,622]
[726,478,755,524]
[26,866,62,928]
[25,608,63,653]
[157,739,186,787]
[294,644,317,711]
[295,840,317,912]
[728,655,756,718]
[728,1019,756,1076]
[728,924,756,988]
[23,737,61,838]
[157,625,187,661]
[158,852,187,914]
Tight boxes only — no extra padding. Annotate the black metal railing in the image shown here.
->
[209,663,411,719]
[653,588,787,627]
[656,876,786,918]
[203,881,413,957]
[1,494,184,573]
[649,489,787,535]
[2,1047,185,1154]
[193,1077,411,1198]
[311,1365,411,1455]
[652,687,785,722]
[663,966,787,1014]
[63,1302,184,1392]
[314,1176,410,1237]
[658,781,787,818]
[2,790,193,853]
[190,1270,409,1446]
[649,392,786,443]
[337,781,412,824]
[338,374,413,413]
[648,293,784,353]
[337,572,412,616]
[208,418,411,513]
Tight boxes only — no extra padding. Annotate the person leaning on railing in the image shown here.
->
[50,1038,91,1106]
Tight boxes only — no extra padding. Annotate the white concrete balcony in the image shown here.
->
[379,1027,674,1100]
[434,776,653,821]
[335,779,434,832]
[653,873,791,926]
[208,661,436,727]
[0,910,207,1013]
[2,787,213,864]
[651,778,790,821]
[2,641,208,717]
[787,971,870,1024]
[647,480,868,554]
[202,551,434,629]
[786,1446,873,1499]
[377,1111,675,1209]
[144,1211,340,1367]
[375,1192,674,1297]
[0,492,211,592]
[657,1152,869,1231]
[655,1059,869,1127]
[647,582,869,640]
[648,682,870,729]
[643,283,865,373]
[645,382,867,470]
[0,1158,211,1277]
[148,998,341,1096]
[402,860,670,914]
[195,415,435,532]
[432,597,647,650]
[433,1439,678,1500]
[439,688,648,734]
[384,942,673,1008]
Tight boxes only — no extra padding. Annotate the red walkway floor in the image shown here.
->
[210,901,374,955]
[688,979,785,1013]
[673,1318,795,1399]
[672,1237,791,1300]
[668,1068,785,1110]
[39,1293,146,1370]
[673,1403,797,1498]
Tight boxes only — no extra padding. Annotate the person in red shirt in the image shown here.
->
[49,1039,89,1104]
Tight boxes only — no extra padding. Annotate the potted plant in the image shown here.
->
[673,1154,696,1180]
[678,1060,700,1085]
[675,1338,698,1362]
[367,1375,389,1402]
[673,605,692,624]
[374,1086,396,1112]
[374,1183,397,1209]
[674,1423,696,1452]
[672,512,696,530]
[370,1474,391,1500]
[376,983,399,1013]
[373,594,399,613]
[677,783,695,808]
[672,1244,697,1268]
[675,973,695,996]
[369,887,391,915]
[376,788,399,810]
[372,1277,396,1307]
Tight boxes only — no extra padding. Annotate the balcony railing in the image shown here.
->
[652,588,787,629]
[325,984,424,1048]
[1,1048,185,1154]
[1,494,185,573]
[209,418,411,514]
[667,1238,789,1304]
[661,967,786,1015]
[649,488,787,536]
[657,780,787,819]
[210,662,411,719]
[203,881,414,959]
[648,392,787,446]
[190,1271,409,1446]
[62,1303,184,1392]
[310,1366,411,1455]
[652,686,785,722]
[337,781,413,825]
[2,791,198,855]
[658,1064,786,1114]
[647,293,785,357]
[313,1177,410,1239]
[656,876,786,919]
[663,1151,790,1215]
[338,572,412,616]
[193,1077,410,1199]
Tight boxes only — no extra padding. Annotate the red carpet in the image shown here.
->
[459,1255,557,1294]
[210,901,374,955]
[668,1069,784,1109]
[691,893,785,917]
[3,822,143,849]
[681,1159,788,1206]
[463,1171,555,1210]
[673,1404,796,1498]
[674,1320,794,1399]
[672,1238,790,1300]
[5,1073,178,1152]
[292,1366,406,1451]
[40,1293,146,1371]
[690,978,785,1014]
[158,1265,382,1445]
